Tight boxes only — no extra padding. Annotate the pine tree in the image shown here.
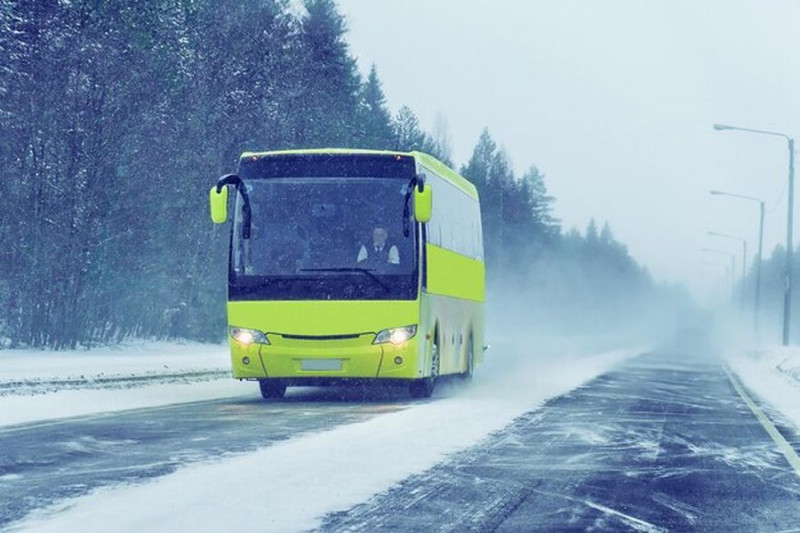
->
[0,1,27,340]
[393,105,427,151]
[586,219,599,244]
[461,129,520,270]
[428,113,454,167]
[521,165,559,240]
[357,64,395,149]
[461,128,497,196]
[600,221,614,244]
[297,0,361,146]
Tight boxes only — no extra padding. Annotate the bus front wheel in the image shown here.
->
[409,377,434,398]
[259,379,286,399]
[410,336,439,399]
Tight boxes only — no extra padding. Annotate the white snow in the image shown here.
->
[7,341,800,532]
[0,341,250,427]
[0,380,250,428]
[0,340,229,382]
[726,346,800,430]
[9,346,643,532]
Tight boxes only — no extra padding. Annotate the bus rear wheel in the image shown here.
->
[259,379,286,399]
[463,333,475,381]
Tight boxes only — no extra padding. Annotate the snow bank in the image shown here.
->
[0,341,229,383]
[0,341,247,427]
[11,347,642,533]
[0,380,250,428]
[726,346,800,430]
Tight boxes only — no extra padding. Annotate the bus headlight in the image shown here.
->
[374,325,417,345]
[229,326,269,346]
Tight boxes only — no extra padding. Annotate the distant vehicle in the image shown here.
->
[209,149,485,399]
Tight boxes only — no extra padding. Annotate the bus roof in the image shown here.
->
[239,148,478,200]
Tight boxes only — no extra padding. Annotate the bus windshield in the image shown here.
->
[230,177,418,301]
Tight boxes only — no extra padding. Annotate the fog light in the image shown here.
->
[394,356,403,365]
[242,356,251,365]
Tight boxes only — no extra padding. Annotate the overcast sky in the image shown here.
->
[337,0,800,300]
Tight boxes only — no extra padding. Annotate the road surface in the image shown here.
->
[2,349,800,531]
[317,350,800,531]
[0,388,410,528]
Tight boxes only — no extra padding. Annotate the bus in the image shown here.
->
[209,149,485,399]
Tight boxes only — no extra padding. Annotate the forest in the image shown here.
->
[1,0,673,349]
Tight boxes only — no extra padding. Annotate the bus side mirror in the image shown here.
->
[209,185,229,224]
[414,185,432,223]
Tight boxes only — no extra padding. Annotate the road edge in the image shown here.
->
[724,365,800,478]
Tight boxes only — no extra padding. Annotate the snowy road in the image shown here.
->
[4,347,800,531]
[0,389,410,528]
[317,350,800,532]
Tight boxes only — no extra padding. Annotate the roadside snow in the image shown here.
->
[11,347,643,533]
[0,380,250,428]
[727,347,800,430]
[0,341,229,383]
[0,342,248,427]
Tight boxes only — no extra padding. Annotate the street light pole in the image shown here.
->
[703,248,736,304]
[708,231,747,315]
[757,200,765,338]
[713,123,795,345]
[710,190,765,343]
[787,138,795,345]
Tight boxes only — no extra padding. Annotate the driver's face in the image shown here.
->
[372,228,388,247]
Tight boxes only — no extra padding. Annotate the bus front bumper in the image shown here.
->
[229,336,422,381]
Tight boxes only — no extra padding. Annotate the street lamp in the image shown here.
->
[707,231,747,314]
[710,190,765,342]
[714,123,795,345]
[703,248,736,302]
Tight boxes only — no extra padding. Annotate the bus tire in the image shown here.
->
[259,379,286,399]
[463,332,475,381]
[409,378,434,398]
[410,335,439,399]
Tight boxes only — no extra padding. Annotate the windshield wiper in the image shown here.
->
[301,268,389,292]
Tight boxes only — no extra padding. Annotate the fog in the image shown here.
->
[1,0,788,353]
[338,0,800,302]
[6,4,800,528]
[482,267,694,381]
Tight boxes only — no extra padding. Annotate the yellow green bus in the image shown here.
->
[209,149,484,399]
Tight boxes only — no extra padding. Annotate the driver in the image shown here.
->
[357,226,400,266]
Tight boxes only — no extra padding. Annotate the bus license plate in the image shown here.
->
[301,359,342,371]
